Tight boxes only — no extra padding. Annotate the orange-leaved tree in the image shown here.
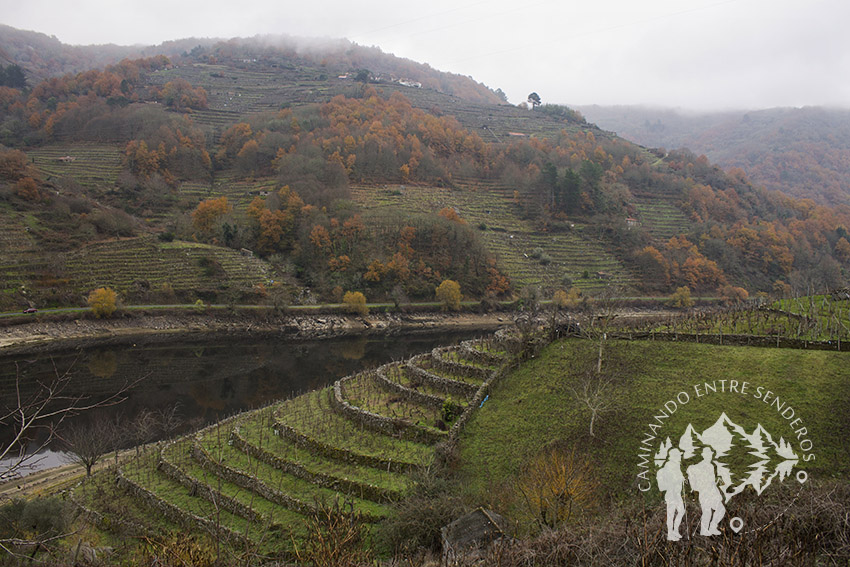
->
[192,196,231,239]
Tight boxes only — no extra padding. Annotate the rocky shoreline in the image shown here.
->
[0,311,509,356]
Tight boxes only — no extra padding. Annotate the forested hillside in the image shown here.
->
[578,105,850,207]
[0,29,848,310]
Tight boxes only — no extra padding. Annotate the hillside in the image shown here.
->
[577,105,850,207]
[0,25,503,105]
[1,28,849,312]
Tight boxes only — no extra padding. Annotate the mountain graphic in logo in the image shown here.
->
[655,413,799,501]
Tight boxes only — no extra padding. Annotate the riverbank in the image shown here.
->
[0,310,510,356]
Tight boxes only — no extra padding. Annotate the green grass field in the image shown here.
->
[458,339,849,519]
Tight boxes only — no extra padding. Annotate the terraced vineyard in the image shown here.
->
[62,236,273,297]
[71,334,514,559]
[633,196,691,241]
[148,63,335,132]
[29,143,124,193]
[351,183,638,291]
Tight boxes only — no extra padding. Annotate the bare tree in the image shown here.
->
[569,370,615,438]
[61,416,118,476]
[0,359,137,482]
[131,408,159,455]
[155,402,183,440]
[584,285,625,374]
[0,359,139,560]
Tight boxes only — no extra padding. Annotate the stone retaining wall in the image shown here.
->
[332,373,446,445]
[459,340,506,366]
[69,480,153,537]
[190,439,317,518]
[116,467,243,546]
[374,363,454,412]
[158,441,261,523]
[272,416,419,474]
[405,354,478,399]
[430,347,494,381]
[617,331,850,351]
[230,426,398,503]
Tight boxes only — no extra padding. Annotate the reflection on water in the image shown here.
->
[0,447,69,480]
[0,330,482,477]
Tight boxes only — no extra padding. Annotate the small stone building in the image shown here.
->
[441,508,509,566]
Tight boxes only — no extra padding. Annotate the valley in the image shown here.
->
[0,24,848,567]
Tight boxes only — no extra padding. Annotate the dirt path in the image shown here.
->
[0,447,148,500]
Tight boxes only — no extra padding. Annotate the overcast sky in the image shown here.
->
[2,0,848,110]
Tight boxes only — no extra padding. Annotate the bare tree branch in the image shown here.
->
[1,356,145,482]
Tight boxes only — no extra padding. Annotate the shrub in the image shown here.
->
[513,445,597,529]
[519,285,542,312]
[668,286,694,308]
[87,287,118,318]
[343,291,368,315]
[379,469,466,554]
[435,279,462,311]
[295,500,373,567]
[553,289,569,308]
[720,285,749,305]
[0,497,69,542]
[441,397,459,423]
[566,286,583,308]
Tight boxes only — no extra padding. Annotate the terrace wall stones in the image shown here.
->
[158,441,262,523]
[271,417,418,474]
[374,363,449,411]
[190,439,317,519]
[332,373,447,445]
[405,354,478,399]
[429,347,494,381]
[626,331,850,351]
[116,466,244,546]
[230,426,399,503]
[69,481,153,537]
[459,341,506,366]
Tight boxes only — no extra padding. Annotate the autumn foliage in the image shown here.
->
[192,197,231,237]
[342,291,368,315]
[514,445,597,529]
[87,287,118,318]
[435,280,462,311]
[3,53,850,304]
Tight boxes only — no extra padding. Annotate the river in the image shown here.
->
[0,329,483,477]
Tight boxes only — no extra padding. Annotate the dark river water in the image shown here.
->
[0,330,483,477]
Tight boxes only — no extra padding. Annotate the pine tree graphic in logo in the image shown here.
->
[654,413,801,540]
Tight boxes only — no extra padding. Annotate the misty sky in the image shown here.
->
[2,0,848,110]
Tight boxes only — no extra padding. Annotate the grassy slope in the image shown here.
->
[458,339,849,510]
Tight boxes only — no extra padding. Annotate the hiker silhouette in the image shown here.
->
[687,446,726,536]
[656,447,685,541]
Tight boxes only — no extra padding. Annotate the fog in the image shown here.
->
[2,0,848,110]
